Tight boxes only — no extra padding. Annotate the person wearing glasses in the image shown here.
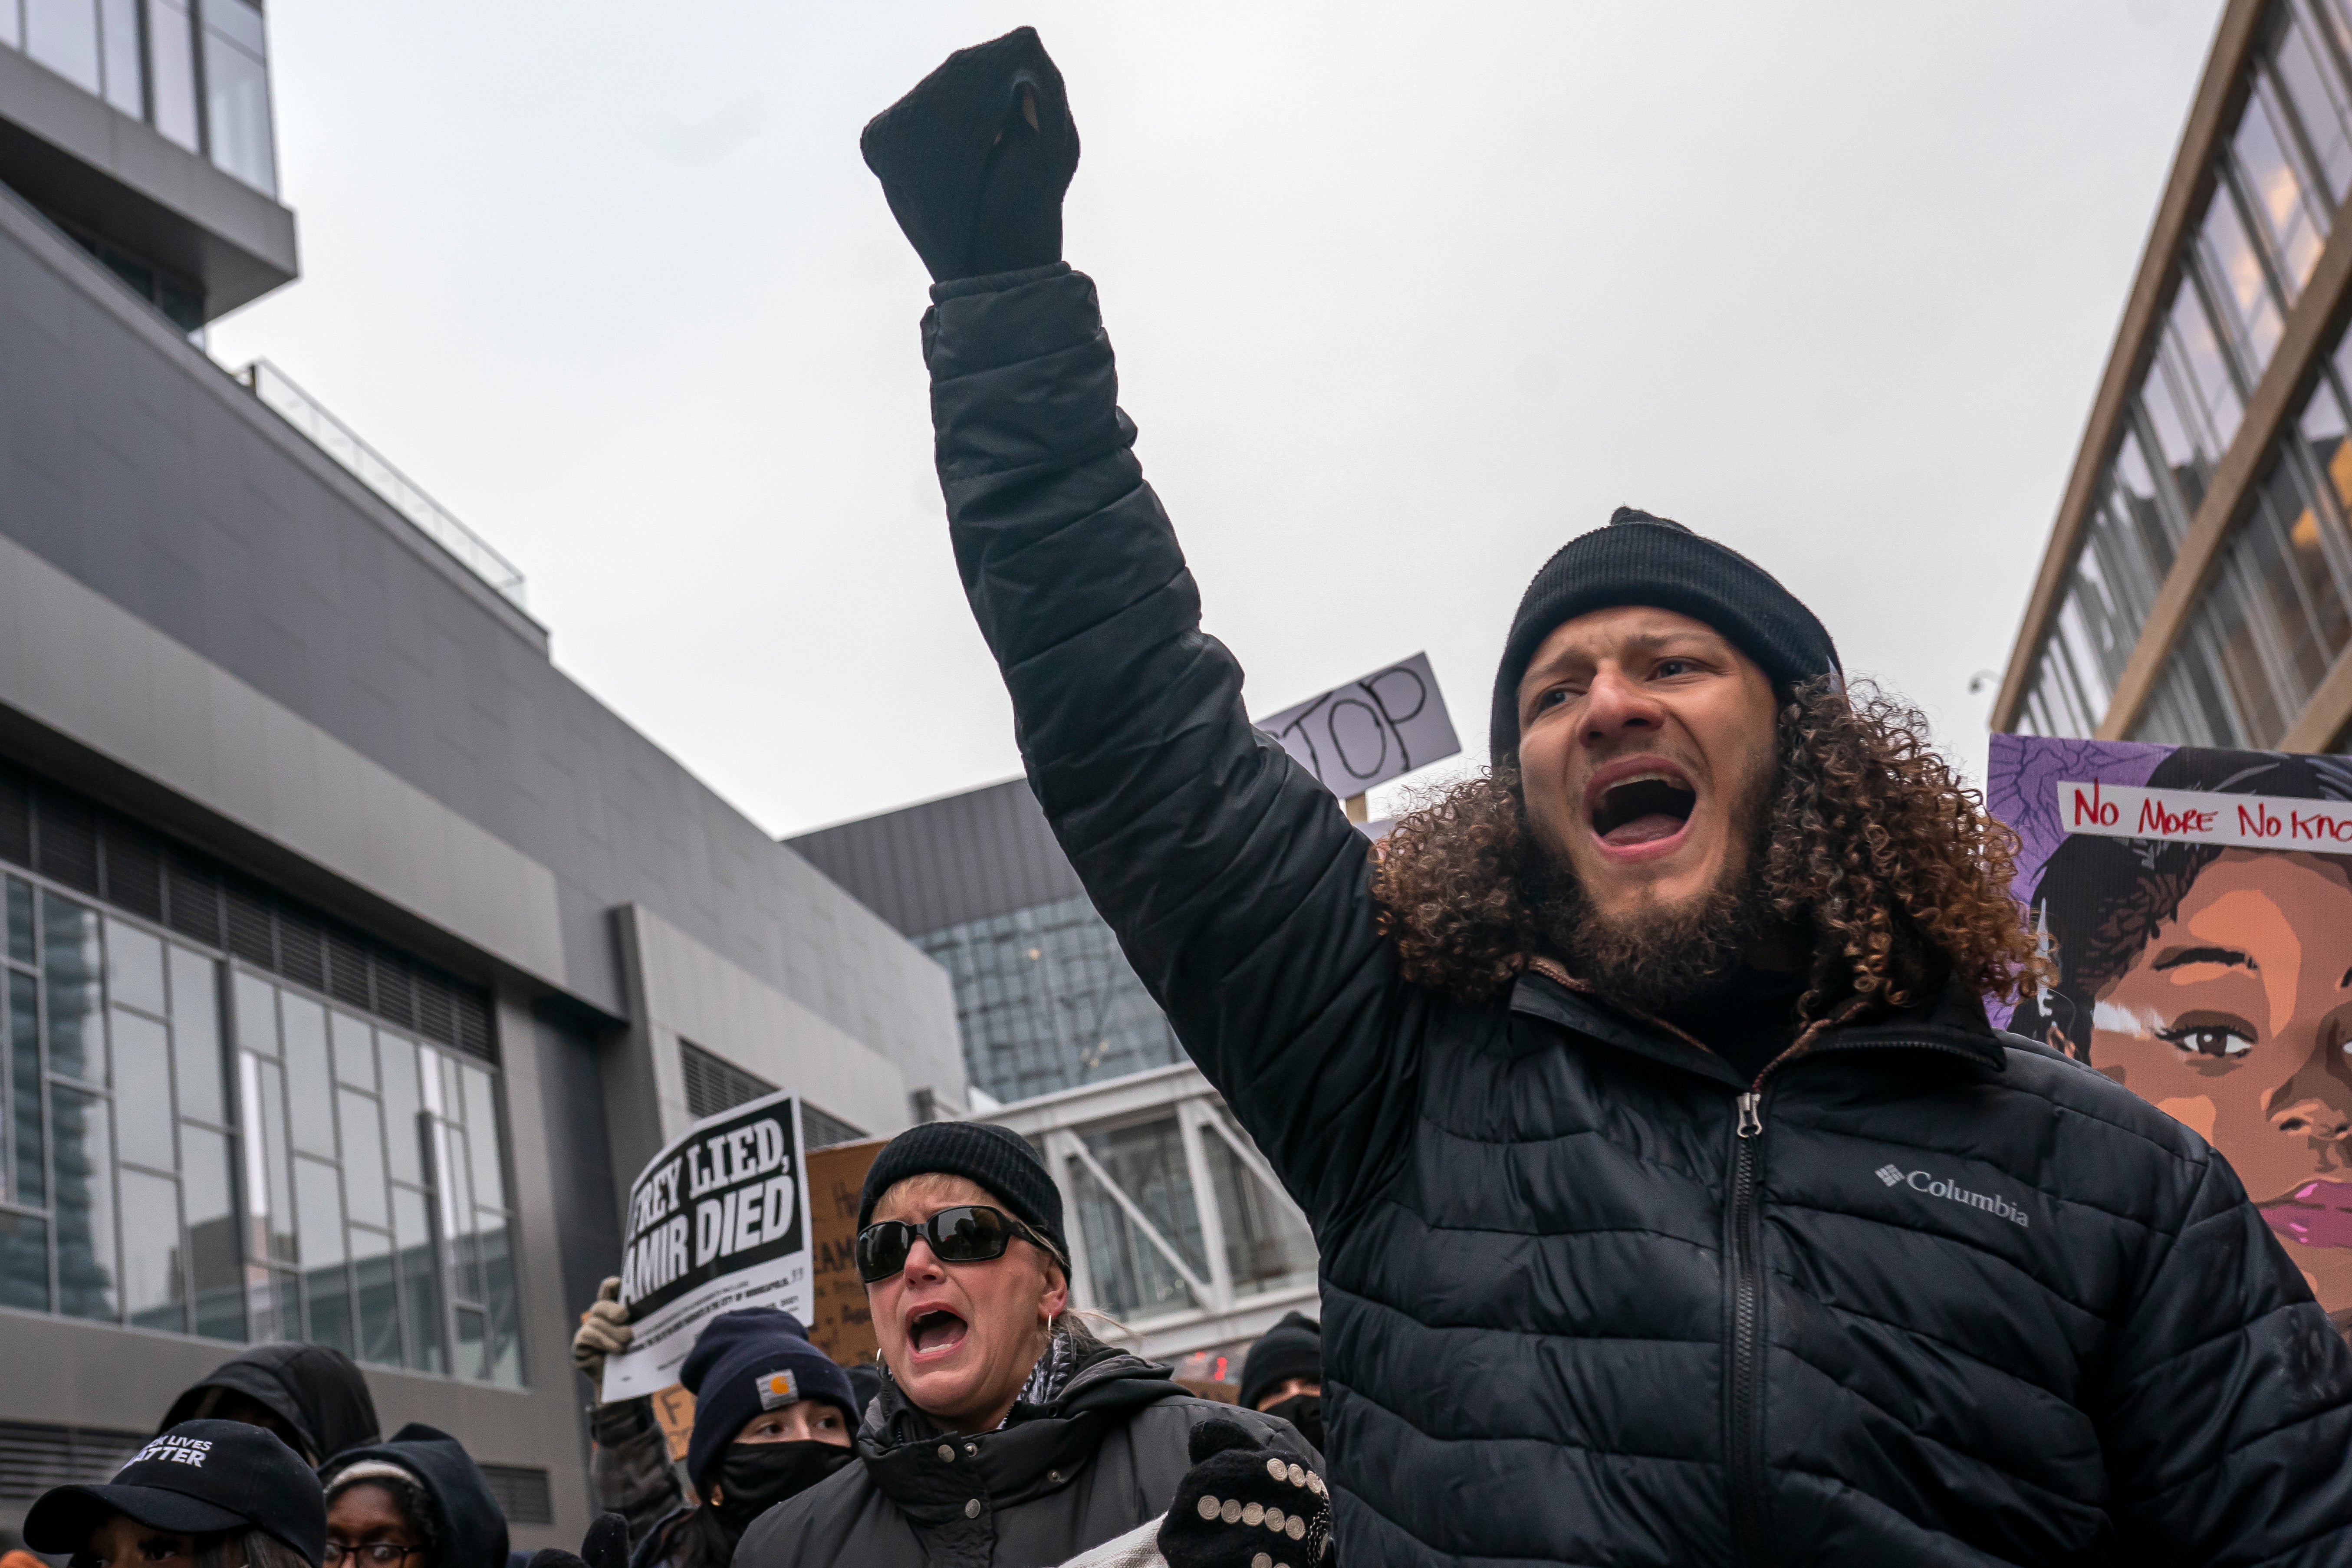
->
[319,1425,508,1568]
[23,1419,324,1568]
[736,1121,1324,1566]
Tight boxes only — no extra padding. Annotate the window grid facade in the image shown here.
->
[2015,0,2352,740]
[918,895,1184,1107]
[0,0,276,195]
[0,865,521,1386]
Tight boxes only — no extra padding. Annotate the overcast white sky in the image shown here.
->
[210,3,2222,838]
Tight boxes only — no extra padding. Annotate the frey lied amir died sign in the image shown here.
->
[1256,652,1461,799]
[2057,779,2352,848]
[600,1089,813,1400]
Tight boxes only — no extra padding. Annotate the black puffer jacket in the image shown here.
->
[736,1342,1309,1567]
[916,261,2352,1566]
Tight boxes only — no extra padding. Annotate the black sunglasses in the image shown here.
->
[855,1203,1056,1282]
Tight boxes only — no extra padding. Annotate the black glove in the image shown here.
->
[859,26,1079,282]
[525,1511,628,1568]
[1158,1419,1331,1568]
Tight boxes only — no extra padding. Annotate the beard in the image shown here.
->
[1520,755,1785,1016]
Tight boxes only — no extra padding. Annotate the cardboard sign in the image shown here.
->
[804,1139,885,1369]
[1989,734,2352,1323]
[1257,653,1460,799]
[601,1091,813,1400]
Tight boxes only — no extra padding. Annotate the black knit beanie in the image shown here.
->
[1238,1311,1323,1412]
[1488,507,1840,763]
[857,1121,1069,1272]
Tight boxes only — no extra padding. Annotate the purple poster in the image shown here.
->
[1989,733,2352,1325]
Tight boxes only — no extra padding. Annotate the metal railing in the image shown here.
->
[238,359,529,610]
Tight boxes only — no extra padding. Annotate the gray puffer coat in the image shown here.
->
[735,1343,1312,1568]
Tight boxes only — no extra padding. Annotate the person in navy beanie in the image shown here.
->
[579,1308,855,1568]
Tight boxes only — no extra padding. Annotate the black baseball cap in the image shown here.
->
[23,1419,327,1565]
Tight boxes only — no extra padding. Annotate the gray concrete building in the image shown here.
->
[0,1,964,1545]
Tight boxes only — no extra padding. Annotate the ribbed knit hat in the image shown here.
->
[678,1308,858,1489]
[1488,507,1840,763]
[857,1121,1069,1272]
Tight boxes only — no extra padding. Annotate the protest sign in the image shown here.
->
[803,1138,885,1368]
[1988,733,2352,1321]
[600,1089,812,1401]
[1256,652,1459,800]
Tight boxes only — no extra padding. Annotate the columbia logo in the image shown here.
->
[1875,1164,2030,1228]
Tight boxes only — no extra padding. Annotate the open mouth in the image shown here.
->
[1589,768,1697,848]
[907,1308,969,1358]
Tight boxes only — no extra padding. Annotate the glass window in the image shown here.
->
[146,0,199,151]
[2196,187,2287,377]
[112,1009,174,1161]
[97,0,139,116]
[244,1052,294,1263]
[201,0,274,195]
[120,1168,184,1332]
[296,1156,352,1355]
[0,1212,47,1312]
[7,879,32,966]
[0,864,514,1381]
[352,1224,400,1366]
[281,997,334,1159]
[235,971,277,1057]
[182,1125,244,1341]
[108,919,164,1017]
[10,970,43,1206]
[2265,6,2352,204]
[339,1087,386,1229]
[393,1184,444,1374]
[53,1086,115,1321]
[918,895,1186,1105]
[45,894,103,1084]
[171,947,225,1126]
[2234,85,2328,298]
[1204,1112,1315,1299]
[332,1012,375,1091]
[380,1034,423,1186]
[25,0,101,95]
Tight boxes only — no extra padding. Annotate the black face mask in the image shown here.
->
[708,1439,855,1533]
[1263,1393,1324,1453]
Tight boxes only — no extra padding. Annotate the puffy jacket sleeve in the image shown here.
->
[2097,1149,2352,1564]
[923,263,1420,1224]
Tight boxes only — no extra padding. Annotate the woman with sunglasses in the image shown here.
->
[735,1122,1323,1567]
[319,1425,508,1568]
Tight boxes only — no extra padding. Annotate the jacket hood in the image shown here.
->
[159,1343,381,1463]
[321,1423,510,1568]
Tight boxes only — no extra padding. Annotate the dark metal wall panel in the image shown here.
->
[787,776,1090,938]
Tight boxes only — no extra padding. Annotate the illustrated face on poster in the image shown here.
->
[1990,735,2352,1323]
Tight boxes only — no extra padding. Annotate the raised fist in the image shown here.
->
[860,26,1079,283]
[1157,1419,1331,1568]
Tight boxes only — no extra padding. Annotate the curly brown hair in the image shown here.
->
[1370,678,2053,1019]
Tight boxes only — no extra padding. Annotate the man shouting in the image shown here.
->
[858,29,2352,1566]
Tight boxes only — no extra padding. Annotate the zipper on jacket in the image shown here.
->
[1727,1085,1770,1568]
